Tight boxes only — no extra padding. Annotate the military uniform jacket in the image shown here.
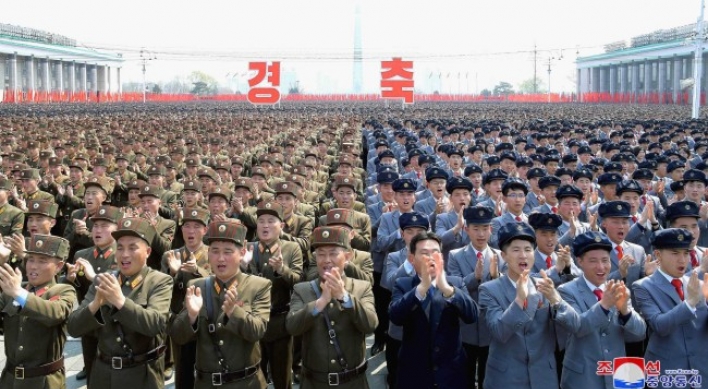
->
[63,208,97,260]
[67,266,173,389]
[286,277,378,389]
[148,216,177,270]
[245,240,303,342]
[282,213,313,261]
[22,189,55,204]
[161,244,210,314]
[169,273,272,389]
[69,244,118,302]
[307,249,373,285]
[0,203,25,237]
[0,281,77,389]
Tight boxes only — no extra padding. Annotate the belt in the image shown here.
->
[302,361,367,386]
[195,363,260,386]
[5,357,64,380]
[97,345,166,370]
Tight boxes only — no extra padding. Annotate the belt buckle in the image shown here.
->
[14,367,24,380]
[212,372,223,386]
[111,357,123,370]
[328,372,340,386]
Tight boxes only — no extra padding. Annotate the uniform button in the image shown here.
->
[217,323,222,328]
[604,349,609,353]
[329,340,334,345]
[97,267,101,271]
[330,321,335,326]
[331,359,336,364]
[18,346,23,351]
[116,337,121,342]
[329,303,334,308]
[432,366,438,371]
[219,340,224,346]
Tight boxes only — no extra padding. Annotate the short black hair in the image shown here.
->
[409,231,442,254]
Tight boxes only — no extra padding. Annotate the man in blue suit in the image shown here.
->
[554,231,646,389]
[632,228,708,388]
[389,231,478,389]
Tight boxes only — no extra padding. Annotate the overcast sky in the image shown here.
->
[2,0,700,93]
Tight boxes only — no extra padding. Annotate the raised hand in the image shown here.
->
[619,255,635,279]
[556,245,572,272]
[74,214,89,236]
[515,269,530,308]
[75,258,97,281]
[181,252,198,274]
[323,267,346,300]
[537,269,561,305]
[434,252,454,297]
[599,280,620,310]
[490,252,500,279]
[185,285,203,324]
[614,281,631,315]
[5,233,26,258]
[0,264,23,298]
[222,285,240,317]
[644,254,657,276]
[588,211,598,231]
[65,184,74,199]
[65,262,78,282]
[95,273,125,309]
[475,251,484,281]
[268,247,284,273]
[568,211,577,238]
[686,271,701,308]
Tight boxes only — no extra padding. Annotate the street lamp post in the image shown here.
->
[693,0,706,118]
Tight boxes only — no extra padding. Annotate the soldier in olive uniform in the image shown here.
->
[55,161,87,234]
[138,184,177,270]
[307,209,374,284]
[273,182,313,265]
[169,220,272,389]
[111,155,138,208]
[67,217,173,389]
[64,205,123,383]
[0,235,77,388]
[2,200,59,272]
[63,176,113,261]
[242,201,303,389]
[0,177,25,238]
[286,227,378,389]
[19,168,55,203]
[161,207,211,389]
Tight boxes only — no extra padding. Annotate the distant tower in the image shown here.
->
[353,4,363,93]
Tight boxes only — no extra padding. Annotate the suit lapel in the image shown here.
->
[651,271,683,306]
[577,275,600,310]
[500,275,517,308]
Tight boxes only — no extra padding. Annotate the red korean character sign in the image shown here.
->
[381,57,414,104]
[247,61,281,105]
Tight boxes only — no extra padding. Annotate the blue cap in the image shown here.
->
[515,156,533,168]
[447,148,464,158]
[498,222,536,249]
[572,168,593,181]
[486,155,501,166]
[392,178,417,192]
[446,177,474,194]
[555,167,573,178]
[528,213,562,231]
[419,155,435,166]
[597,173,623,185]
[632,169,654,181]
[425,167,449,182]
[500,152,516,162]
[615,180,643,196]
[598,201,631,218]
[464,164,483,176]
[670,180,685,192]
[683,169,708,185]
[377,171,399,184]
[538,175,561,190]
[463,205,494,225]
[378,150,395,160]
[667,160,684,173]
[556,185,583,200]
[572,231,612,257]
[502,178,528,195]
[399,212,430,231]
[483,168,508,185]
[666,201,700,222]
[652,228,693,250]
[604,162,623,173]
[527,167,547,180]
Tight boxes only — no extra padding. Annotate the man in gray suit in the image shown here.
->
[413,167,449,230]
[523,167,547,214]
[435,177,473,262]
[553,231,646,389]
[479,222,562,389]
[632,228,708,388]
[528,213,580,286]
[448,205,501,389]
[490,178,528,249]
[597,201,647,286]
[666,201,708,276]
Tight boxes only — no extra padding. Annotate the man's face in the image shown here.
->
[25,254,63,287]
[182,221,207,248]
[231,165,243,178]
[500,239,534,278]
[545,162,559,175]
[182,190,201,207]
[427,178,446,199]
[619,192,640,215]
[275,194,297,215]
[379,183,394,202]
[337,164,353,176]
[208,196,229,216]
[257,214,283,242]
[315,245,349,279]
[128,189,141,205]
[408,238,442,281]
[578,249,612,287]
[0,189,8,205]
[535,230,558,255]
[500,159,515,174]
[487,180,503,198]
[503,189,526,214]
[27,215,55,236]
[601,217,630,244]
[541,186,559,205]
[140,195,161,214]
[465,224,491,251]
[656,248,690,278]
[394,191,415,212]
[401,227,426,245]
[449,154,462,169]
[84,188,107,214]
[21,178,38,194]
[671,217,700,249]
[209,240,245,282]
[148,175,164,187]
[335,187,356,209]
[575,178,592,196]
[685,181,705,202]
[116,236,150,277]
[91,220,117,248]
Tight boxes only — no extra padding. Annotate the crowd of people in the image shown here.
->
[0,101,706,389]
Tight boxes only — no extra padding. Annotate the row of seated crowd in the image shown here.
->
[0,101,705,389]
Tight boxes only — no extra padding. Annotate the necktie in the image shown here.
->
[631,215,637,223]
[671,279,684,301]
[593,288,603,301]
[690,250,699,268]
[515,216,522,222]
[546,256,552,269]
[641,196,647,206]
[551,206,557,214]
[476,251,483,267]
[616,246,624,260]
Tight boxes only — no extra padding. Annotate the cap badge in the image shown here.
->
[412,215,418,221]
[617,204,622,210]
[35,240,43,248]
[188,182,193,186]
[265,203,272,209]
[403,182,409,188]
[123,220,132,228]
[344,178,350,183]
[322,230,330,239]
[33,203,39,209]
[218,225,226,233]
[334,213,341,219]
[144,186,150,192]
[548,218,553,223]
[479,210,484,216]
[282,184,288,189]
[594,236,602,243]
[191,210,198,217]
[686,204,691,210]
[516,225,524,231]
[678,234,685,241]
[99,209,106,215]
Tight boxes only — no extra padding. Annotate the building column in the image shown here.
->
[80,63,87,92]
[10,53,18,95]
[26,56,35,96]
[106,65,111,94]
[631,62,640,98]
[117,67,122,94]
[658,60,666,103]
[619,64,628,94]
[599,67,606,92]
[90,65,98,93]
[644,61,652,96]
[609,66,617,95]
[42,58,50,91]
[673,57,682,103]
[0,54,5,91]
[55,61,63,92]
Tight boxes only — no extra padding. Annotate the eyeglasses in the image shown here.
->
[504,193,526,199]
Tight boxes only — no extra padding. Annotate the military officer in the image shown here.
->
[241,201,303,389]
[169,220,272,389]
[64,205,123,383]
[0,235,76,388]
[67,217,173,389]
[63,176,113,261]
[1,200,59,271]
[138,184,177,270]
[273,182,313,263]
[19,168,55,204]
[111,154,138,208]
[286,226,378,389]
[0,177,25,237]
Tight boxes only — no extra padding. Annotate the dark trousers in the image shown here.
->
[81,335,98,385]
[373,271,391,344]
[261,336,294,389]
[174,340,197,389]
[463,344,488,389]
[385,336,402,388]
